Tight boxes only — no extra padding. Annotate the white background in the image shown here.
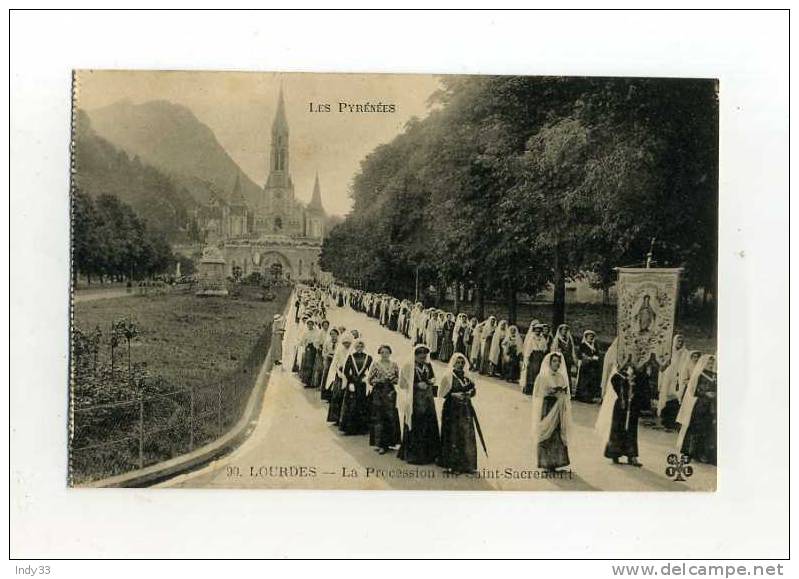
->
[7,7,792,564]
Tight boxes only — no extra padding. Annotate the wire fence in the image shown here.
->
[69,322,275,485]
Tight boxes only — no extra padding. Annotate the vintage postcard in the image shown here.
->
[69,70,718,491]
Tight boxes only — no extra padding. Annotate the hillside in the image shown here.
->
[87,99,262,206]
[72,109,195,240]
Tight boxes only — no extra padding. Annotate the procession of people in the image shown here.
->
[274,283,717,478]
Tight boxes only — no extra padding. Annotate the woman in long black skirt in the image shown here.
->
[438,353,481,474]
[299,319,318,387]
[574,330,603,402]
[319,328,339,400]
[367,345,401,453]
[326,333,353,423]
[397,344,441,465]
[338,339,373,435]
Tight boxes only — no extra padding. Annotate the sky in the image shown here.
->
[76,70,441,216]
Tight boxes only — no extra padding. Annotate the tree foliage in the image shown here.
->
[321,76,717,322]
[72,190,175,283]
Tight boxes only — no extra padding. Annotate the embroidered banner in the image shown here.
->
[616,268,682,369]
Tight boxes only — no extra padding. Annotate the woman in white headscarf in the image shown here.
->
[489,319,508,377]
[469,319,484,369]
[600,337,618,399]
[676,350,703,402]
[531,352,573,471]
[656,334,688,429]
[397,344,440,465]
[501,324,524,382]
[479,317,497,375]
[425,310,441,360]
[325,332,353,421]
[438,353,483,474]
[550,323,577,386]
[410,303,424,345]
[318,328,339,401]
[574,330,602,402]
[310,320,330,389]
[676,354,716,464]
[520,321,548,395]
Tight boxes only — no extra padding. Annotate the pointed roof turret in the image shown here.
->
[308,171,324,213]
[230,171,247,205]
[272,86,289,135]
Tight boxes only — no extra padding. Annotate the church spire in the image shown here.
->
[272,85,288,136]
[267,86,290,179]
[230,171,246,205]
[308,171,324,212]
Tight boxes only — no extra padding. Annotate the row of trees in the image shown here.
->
[73,190,175,284]
[320,76,718,325]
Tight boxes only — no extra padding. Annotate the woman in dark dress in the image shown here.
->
[600,364,646,466]
[438,353,481,474]
[677,354,717,464]
[338,339,373,435]
[397,344,441,465]
[541,324,553,351]
[311,320,330,389]
[326,333,353,423]
[479,317,496,375]
[550,324,577,387]
[453,313,468,356]
[521,322,548,395]
[502,325,523,382]
[531,352,572,471]
[319,328,339,400]
[367,345,401,453]
[574,330,602,402]
[438,313,456,363]
[388,300,399,332]
[299,320,318,387]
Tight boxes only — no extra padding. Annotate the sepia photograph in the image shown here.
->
[69,70,718,492]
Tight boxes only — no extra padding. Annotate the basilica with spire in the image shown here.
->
[187,89,329,282]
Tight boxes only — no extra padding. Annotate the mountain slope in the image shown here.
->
[87,99,262,206]
[72,109,196,240]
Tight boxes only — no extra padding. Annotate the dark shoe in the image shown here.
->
[628,458,643,467]
[612,457,620,464]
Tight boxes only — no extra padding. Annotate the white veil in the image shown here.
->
[438,352,472,400]
[676,354,715,451]
[324,332,353,390]
[397,344,431,431]
[594,364,621,449]
[656,335,687,415]
[531,352,573,465]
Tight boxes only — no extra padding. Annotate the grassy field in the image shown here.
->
[70,285,291,483]
[73,286,291,391]
[443,300,717,354]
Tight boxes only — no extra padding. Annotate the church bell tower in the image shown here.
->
[259,87,297,234]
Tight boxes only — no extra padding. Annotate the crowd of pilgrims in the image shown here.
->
[273,284,717,475]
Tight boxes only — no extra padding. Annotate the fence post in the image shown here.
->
[189,386,195,451]
[217,384,222,435]
[138,398,144,470]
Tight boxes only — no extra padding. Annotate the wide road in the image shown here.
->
[160,300,716,491]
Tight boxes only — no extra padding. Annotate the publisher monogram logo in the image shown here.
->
[665,453,694,481]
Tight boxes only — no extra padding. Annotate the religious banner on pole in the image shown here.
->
[615,267,682,369]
